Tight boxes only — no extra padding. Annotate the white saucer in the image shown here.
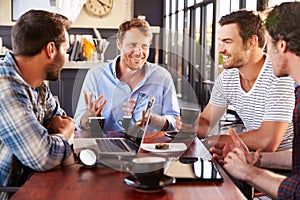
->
[141,143,187,153]
[124,175,176,192]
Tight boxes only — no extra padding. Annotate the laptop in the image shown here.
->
[73,92,155,157]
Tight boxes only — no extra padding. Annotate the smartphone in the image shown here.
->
[132,92,155,123]
[165,131,196,141]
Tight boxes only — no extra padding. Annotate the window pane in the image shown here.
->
[178,11,184,33]
[246,0,257,10]
[219,0,231,17]
[165,0,170,15]
[195,7,201,46]
[206,3,214,80]
[231,0,240,12]
[171,0,177,13]
[188,0,195,7]
[178,0,184,10]
[195,7,201,81]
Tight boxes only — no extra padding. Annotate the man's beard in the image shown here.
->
[46,52,64,81]
[47,70,60,81]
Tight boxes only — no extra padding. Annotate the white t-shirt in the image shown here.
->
[210,54,295,150]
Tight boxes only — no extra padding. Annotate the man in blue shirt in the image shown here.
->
[0,10,75,199]
[74,18,179,132]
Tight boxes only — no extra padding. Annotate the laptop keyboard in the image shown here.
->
[95,139,137,152]
[124,139,139,151]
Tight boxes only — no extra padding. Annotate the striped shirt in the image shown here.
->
[278,86,300,199]
[210,54,295,150]
[0,53,72,199]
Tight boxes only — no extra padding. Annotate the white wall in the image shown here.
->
[0,0,133,28]
[0,0,14,26]
[72,0,133,28]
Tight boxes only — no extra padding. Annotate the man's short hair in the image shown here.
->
[117,18,153,43]
[11,9,71,56]
[265,2,300,57]
[219,10,266,48]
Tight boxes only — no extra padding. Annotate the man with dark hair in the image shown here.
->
[0,10,75,199]
[74,18,179,132]
[178,10,295,152]
[217,2,300,199]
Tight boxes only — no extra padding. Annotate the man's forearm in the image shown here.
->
[196,117,211,138]
[246,166,285,199]
[260,149,292,170]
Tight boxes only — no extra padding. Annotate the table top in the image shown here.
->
[11,131,246,200]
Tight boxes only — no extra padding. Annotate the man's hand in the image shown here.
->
[46,115,75,141]
[209,140,231,165]
[122,98,136,116]
[135,110,147,128]
[84,90,107,117]
[209,128,261,166]
[176,115,198,132]
[223,147,254,181]
[80,91,108,130]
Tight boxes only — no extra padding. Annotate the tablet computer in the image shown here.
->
[165,157,223,182]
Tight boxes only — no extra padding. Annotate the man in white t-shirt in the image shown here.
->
[177,10,294,152]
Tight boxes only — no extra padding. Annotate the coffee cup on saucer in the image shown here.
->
[124,156,176,191]
[180,107,199,124]
[118,115,132,132]
[88,116,105,135]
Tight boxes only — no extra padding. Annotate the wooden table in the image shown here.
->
[11,132,246,200]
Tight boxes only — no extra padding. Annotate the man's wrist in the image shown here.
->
[150,114,168,131]
[80,115,89,130]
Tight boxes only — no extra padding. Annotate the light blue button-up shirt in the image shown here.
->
[74,56,180,131]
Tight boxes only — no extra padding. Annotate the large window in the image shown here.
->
[163,0,259,109]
